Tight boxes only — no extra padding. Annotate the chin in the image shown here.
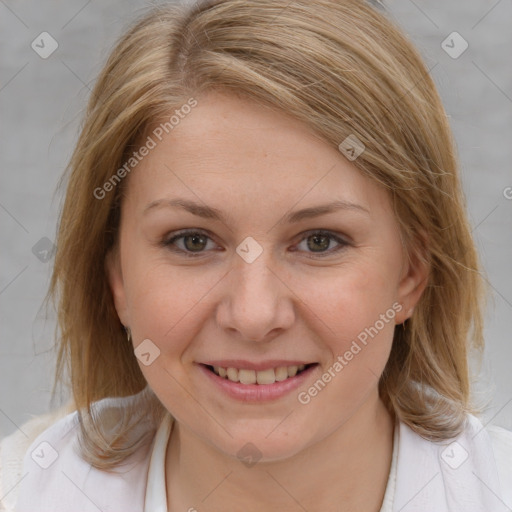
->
[208,425,312,465]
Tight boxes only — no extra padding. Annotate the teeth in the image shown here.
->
[275,366,288,381]
[238,369,256,384]
[211,364,309,385]
[287,365,298,377]
[256,368,276,385]
[226,367,238,381]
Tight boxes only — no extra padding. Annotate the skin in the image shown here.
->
[107,91,429,511]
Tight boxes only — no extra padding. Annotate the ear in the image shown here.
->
[105,247,129,327]
[394,232,430,325]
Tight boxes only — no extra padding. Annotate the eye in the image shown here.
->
[162,229,349,258]
[162,229,218,257]
[292,230,349,257]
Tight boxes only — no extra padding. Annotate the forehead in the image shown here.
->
[157,92,335,170]
[124,91,390,220]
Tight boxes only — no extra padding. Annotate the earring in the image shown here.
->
[124,326,132,342]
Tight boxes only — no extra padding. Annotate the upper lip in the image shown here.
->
[199,360,315,371]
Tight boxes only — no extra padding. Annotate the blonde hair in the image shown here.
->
[49,0,485,468]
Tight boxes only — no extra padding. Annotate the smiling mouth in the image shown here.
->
[203,363,317,385]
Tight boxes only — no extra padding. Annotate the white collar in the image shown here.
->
[144,411,173,512]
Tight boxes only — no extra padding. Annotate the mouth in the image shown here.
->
[202,363,317,385]
[198,362,319,402]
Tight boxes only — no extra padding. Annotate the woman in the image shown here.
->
[1,0,511,511]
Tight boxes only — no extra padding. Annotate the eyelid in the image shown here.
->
[296,228,351,245]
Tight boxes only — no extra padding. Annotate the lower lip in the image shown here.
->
[198,364,318,402]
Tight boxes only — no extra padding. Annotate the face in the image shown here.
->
[107,91,427,461]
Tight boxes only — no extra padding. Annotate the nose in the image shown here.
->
[215,247,295,342]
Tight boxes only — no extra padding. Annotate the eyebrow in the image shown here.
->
[143,198,369,223]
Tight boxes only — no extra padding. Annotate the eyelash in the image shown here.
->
[162,229,350,258]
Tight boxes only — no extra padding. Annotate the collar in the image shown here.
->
[144,411,173,512]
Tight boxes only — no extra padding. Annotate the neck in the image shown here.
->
[165,394,394,512]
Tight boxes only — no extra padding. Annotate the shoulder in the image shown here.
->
[459,415,512,485]
[486,421,512,456]
[0,403,75,512]
[0,394,156,512]
[394,412,512,511]
[486,422,512,505]
[457,414,512,507]
[466,414,512,468]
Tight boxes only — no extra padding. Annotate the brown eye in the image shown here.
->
[307,233,331,252]
[182,233,208,252]
[163,230,216,257]
[294,230,349,257]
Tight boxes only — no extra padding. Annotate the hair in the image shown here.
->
[49,0,486,469]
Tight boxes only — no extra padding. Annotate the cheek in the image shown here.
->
[294,267,398,413]
[123,259,218,355]
[294,262,399,352]
[122,262,213,420]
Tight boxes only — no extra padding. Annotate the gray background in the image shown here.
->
[1,0,511,438]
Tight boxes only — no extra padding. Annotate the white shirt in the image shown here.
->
[2,395,511,511]
[143,411,399,511]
